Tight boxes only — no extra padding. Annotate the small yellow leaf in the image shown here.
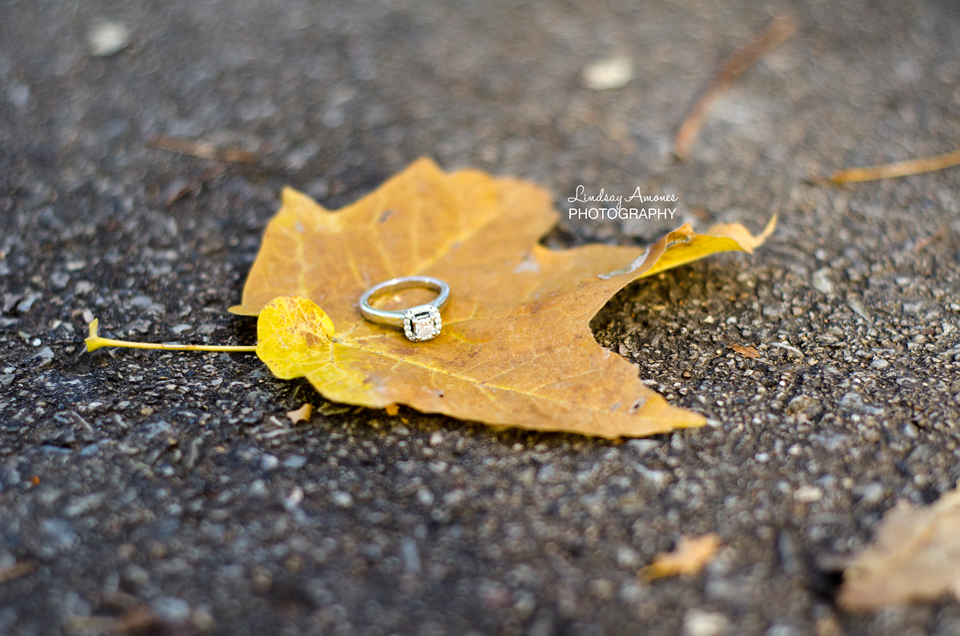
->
[384,404,400,416]
[286,403,313,425]
[641,533,722,580]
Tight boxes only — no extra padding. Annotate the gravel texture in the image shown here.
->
[2,1,960,635]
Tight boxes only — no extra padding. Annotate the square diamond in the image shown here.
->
[404,305,441,342]
[411,314,437,340]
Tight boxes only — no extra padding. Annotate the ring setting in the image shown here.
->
[359,276,450,342]
[403,305,442,342]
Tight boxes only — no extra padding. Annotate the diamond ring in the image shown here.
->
[359,276,450,342]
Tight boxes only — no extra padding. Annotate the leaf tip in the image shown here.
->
[760,213,778,241]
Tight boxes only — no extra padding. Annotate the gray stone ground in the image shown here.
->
[2,0,960,634]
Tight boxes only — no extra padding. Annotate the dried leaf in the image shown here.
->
[286,403,312,425]
[235,158,774,438]
[838,488,960,611]
[729,344,760,359]
[641,533,722,580]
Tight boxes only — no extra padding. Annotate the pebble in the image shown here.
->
[248,479,267,497]
[283,486,304,511]
[583,57,633,90]
[852,482,885,505]
[416,488,435,506]
[332,491,353,508]
[40,518,77,552]
[793,485,824,503]
[847,297,870,320]
[88,21,131,57]
[283,455,307,469]
[765,622,802,636]
[838,392,863,411]
[50,272,70,289]
[151,597,191,623]
[615,546,641,569]
[682,609,730,636]
[65,493,105,517]
[812,268,835,295]
[400,537,421,574]
[8,84,30,108]
[17,294,39,313]
[261,454,279,470]
[618,580,647,603]
[627,439,660,455]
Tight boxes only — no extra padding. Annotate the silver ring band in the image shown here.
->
[359,276,450,341]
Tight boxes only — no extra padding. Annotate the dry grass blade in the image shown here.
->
[828,149,960,184]
[0,560,36,583]
[64,606,161,636]
[674,12,798,160]
[147,134,256,163]
[164,165,226,207]
[913,223,949,253]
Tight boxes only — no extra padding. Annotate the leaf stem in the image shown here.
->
[84,318,257,353]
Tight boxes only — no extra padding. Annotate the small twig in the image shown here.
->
[146,134,256,163]
[766,341,803,356]
[674,12,798,160]
[827,149,960,184]
[164,164,226,207]
[258,428,298,439]
[0,561,36,583]
[913,223,949,253]
[69,411,95,434]
[64,606,160,636]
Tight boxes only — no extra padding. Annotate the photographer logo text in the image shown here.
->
[567,185,678,220]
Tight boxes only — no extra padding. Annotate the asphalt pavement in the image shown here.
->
[2,1,960,634]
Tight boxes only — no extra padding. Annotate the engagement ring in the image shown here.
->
[359,276,450,342]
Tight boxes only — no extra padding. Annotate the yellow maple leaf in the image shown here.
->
[232,158,774,438]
